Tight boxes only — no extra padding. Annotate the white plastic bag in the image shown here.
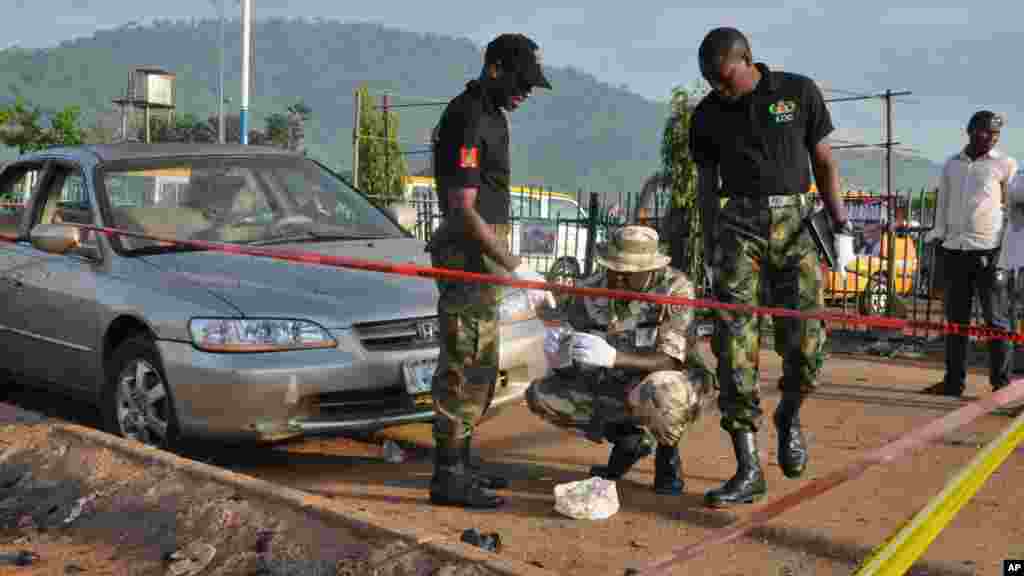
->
[543,324,575,370]
[553,476,619,520]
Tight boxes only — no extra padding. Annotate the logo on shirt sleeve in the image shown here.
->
[458,146,479,169]
[769,99,798,124]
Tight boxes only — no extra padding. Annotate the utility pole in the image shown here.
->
[883,89,897,317]
[824,89,912,318]
[383,93,390,199]
[217,0,225,144]
[120,71,130,141]
[240,0,251,144]
[352,88,361,187]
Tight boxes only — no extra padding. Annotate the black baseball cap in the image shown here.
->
[485,33,552,89]
[968,110,1005,132]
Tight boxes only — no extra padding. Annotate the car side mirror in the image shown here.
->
[29,223,99,259]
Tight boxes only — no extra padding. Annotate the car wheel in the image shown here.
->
[859,272,890,316]
[103,336,180,449]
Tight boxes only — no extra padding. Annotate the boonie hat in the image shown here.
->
[595,225,671,273]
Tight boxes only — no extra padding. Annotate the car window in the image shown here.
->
[100,156,404,253]
[37,165,99,248]
[0,164,40,237]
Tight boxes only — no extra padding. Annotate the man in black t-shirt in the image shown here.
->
[427,33,554,509]
[689,27,855,508]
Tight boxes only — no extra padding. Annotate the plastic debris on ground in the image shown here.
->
[460,528,501,553]
[553,476,620,520]
[0,550,39,566]
[166,541,216,576]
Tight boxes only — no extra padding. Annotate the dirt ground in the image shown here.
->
[3,339,1023,576]
[0,404,509,576]
[231,346,1024,576]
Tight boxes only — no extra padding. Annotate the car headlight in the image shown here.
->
[499,288,538,323]
[188,318,337,352]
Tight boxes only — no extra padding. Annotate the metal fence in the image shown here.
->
[364,184,994,344]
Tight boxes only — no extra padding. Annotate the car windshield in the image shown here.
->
[100,156,405,253]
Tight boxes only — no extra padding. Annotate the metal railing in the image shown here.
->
[361,185,994,345]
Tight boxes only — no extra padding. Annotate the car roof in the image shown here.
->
[18,142,302,164]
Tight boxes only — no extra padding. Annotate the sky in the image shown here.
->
[4,1,1022,168]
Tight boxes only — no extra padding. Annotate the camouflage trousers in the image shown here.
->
[525,365,713,451]
[710,199,826,433]
[428,223,510,443]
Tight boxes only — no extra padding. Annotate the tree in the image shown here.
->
[263,112,290,148]
[0,98,87,154]
[143,103,310,150]
[286,99,312,152]
[658,81,709,284]
[144,113,215,143]
[355,83,407,201]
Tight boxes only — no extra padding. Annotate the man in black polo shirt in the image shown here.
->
[427,33,554,509]
[689,27,855,507]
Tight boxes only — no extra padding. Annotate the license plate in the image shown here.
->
[402,358,438,396]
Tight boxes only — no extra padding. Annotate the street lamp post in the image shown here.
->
[217,0,225,144]
[240,0,251,144]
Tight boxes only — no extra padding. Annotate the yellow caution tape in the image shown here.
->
[852,410,1024,576]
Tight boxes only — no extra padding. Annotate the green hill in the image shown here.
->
[1,17,942,200]
[833,148,942,194]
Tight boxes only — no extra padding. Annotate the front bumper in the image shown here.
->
[156,317,547,443]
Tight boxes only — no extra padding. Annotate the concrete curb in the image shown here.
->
[47,420,558,576]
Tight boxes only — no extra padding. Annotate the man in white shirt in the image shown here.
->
[922,111,1017,396]
[998,169,1024,331]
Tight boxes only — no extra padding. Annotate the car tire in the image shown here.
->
[102,335,180,450]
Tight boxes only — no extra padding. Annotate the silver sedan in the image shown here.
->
[0,143,549,448]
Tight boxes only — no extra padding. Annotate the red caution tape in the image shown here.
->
[625,377,1024,576]
[2,223,1022,343]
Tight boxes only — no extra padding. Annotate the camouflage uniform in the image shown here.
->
[711,197,826,433]
[429,223,511,443]
[526,267,717,453]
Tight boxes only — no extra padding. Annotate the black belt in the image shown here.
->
[730,194,808,208]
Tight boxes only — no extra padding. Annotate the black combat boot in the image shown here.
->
[461,435,509,490]
[429,437,504,509]
[773,395,808,479]
[653,444,684,495]
[589,424,653,479]
[704,431,766,507]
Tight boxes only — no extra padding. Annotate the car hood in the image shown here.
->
[139,237,440,328]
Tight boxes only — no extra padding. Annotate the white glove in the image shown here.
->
[834,232,856,279]
[544,325,574,368]
[570,332,617,369]
[514,263,556,309]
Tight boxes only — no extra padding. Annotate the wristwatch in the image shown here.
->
[834,220,855,235]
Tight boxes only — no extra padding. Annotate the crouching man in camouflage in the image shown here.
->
[526,226,717,494]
